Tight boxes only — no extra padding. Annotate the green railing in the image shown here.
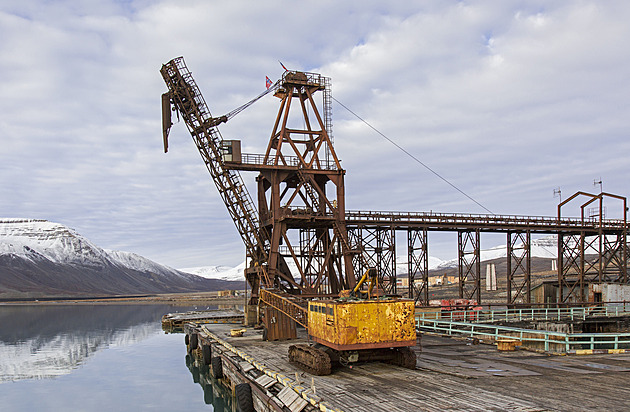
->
[416,318,630,352]
[416,305,630,353]
[417,303,630,323]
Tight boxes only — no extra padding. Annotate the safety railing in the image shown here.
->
[416,315,630,353]
[417,303,630,323]
[239,153,338,170]
[346,209,628,231]
[259,289,308,328]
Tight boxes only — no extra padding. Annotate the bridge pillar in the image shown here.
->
[408,228,429,305]
[458,230,481,303]
[506,231,531,305]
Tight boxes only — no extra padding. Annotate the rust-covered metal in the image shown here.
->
[262,306,297,341]
[160,56,629,312]
[259,288,308,329]
[161,93,171,153]
[307,299,416,351]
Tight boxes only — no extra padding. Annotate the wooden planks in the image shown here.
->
[206,323,630,411]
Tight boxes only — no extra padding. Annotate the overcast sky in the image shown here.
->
[1,0,629,269]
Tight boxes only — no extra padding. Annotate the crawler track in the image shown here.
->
[288,344,332,376]
[391,347,417,369]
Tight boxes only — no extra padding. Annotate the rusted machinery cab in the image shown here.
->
[308,299,416,350]
[288,298,417,375]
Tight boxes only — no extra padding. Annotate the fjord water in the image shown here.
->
[0,304,221,411]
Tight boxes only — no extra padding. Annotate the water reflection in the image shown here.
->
[0,304,195,382]
[185,353,234,411]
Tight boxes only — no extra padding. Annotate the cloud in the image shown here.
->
[1,1,629,267]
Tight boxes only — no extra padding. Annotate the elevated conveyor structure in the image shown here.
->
[345,209,628,304]
[160,56,629,313]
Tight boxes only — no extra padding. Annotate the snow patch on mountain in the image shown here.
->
[0,218,195,281]
[0,219,108,266]
[182,262,247,282]
[395,255,445,273]
[183,256,448,282]
[106,249,197,280]
[0,218,236,297]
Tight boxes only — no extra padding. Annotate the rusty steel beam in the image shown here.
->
[408,228,429,305]
[259,289,308,329]
[346,210,626,234]
[347,226,397,294]
[558,233,583,303]
[506,231,531,305]
[458,230,481,303]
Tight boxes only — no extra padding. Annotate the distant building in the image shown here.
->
[431,275,456,286]
[395,275,456,289]
[531,281,630,304]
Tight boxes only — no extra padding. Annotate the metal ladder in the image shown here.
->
[160,57,268,263]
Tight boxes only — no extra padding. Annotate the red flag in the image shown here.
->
[265,76,272,89]
[278,60,288,71]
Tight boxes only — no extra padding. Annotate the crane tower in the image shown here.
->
[161,57,357,308]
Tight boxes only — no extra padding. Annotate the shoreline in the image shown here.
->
[0,291,247,306]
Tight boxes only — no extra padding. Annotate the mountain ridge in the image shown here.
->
[0,219,243,299]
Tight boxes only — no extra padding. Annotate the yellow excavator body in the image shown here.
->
[307,298,416,350]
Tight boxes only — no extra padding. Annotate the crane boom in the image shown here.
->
[160,57,269,268]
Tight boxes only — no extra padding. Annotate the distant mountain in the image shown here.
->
[434,235,557,270]
[184,256,447,282]
[181,262,245,282]
[0,219,243,299]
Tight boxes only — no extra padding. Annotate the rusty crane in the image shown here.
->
[160,57,417,374]
[161,58,358,301]
[160,56,629,373]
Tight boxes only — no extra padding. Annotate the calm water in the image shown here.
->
[0,304,233,411]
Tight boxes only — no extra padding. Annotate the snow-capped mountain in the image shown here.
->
[396,255,445,273]
[106,249,208,283]
[0,219,242,298]
[0,219,109,267]
[182,262,246,282]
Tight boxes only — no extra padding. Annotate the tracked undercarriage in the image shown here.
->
[288,344,332,376]
[288,344,417,375]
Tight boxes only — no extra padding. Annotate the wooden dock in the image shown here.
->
[161,309,244,332]
[183,321,630,411]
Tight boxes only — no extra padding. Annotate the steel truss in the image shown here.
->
[347,227,397,294]
[557,192,628,303]
[407,229,429,305]
[246,70,358,298]
[595,234,627,283]
[458,230,481,302]
[507,231,531,304]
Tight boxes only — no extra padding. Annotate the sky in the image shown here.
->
[1,0,629,269]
